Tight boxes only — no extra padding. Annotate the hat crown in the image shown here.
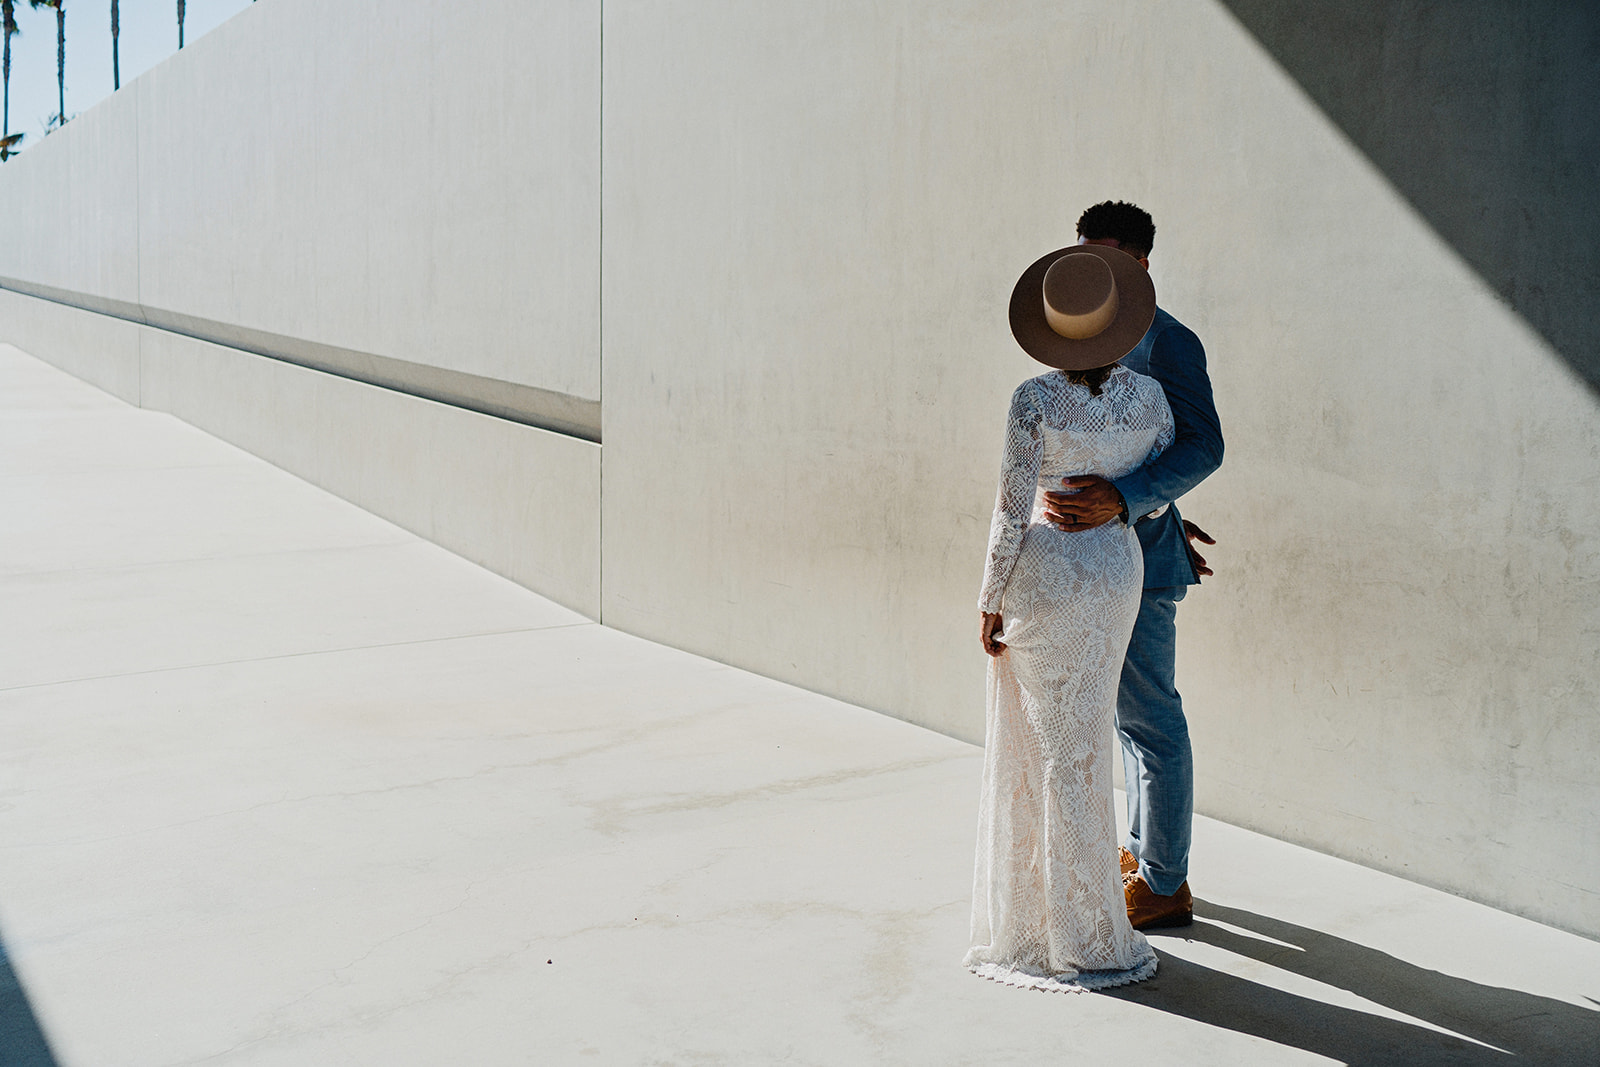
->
[1042,252,1119,340]
[1009,243,1156,371]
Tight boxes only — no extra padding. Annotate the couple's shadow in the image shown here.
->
[1103,900,1600,1065]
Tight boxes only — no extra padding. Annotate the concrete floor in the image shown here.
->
[1,341,1597,1066]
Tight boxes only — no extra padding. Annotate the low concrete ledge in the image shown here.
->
[0,276,602,444]
[0,288,602,620]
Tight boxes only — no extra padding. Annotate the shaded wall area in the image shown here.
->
[1219,0,1600,393]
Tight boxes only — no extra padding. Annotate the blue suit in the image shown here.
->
[1109,307,1223,895]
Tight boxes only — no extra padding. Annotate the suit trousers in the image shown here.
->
[1117,585,1192,897]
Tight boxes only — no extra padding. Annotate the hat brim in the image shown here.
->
[1009,245,1156,370]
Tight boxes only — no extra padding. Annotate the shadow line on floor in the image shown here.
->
[1103,900,1600,1066]
[0,919,61,1067]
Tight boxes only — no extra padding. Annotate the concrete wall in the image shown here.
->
[0,0,601,436]
[0,288,601,617]
[601,0,1600,936]
[132,1,601,405]
[0,0,603,615]
[2,0,1595,936]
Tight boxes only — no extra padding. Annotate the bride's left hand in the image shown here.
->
[980,612,1007,657]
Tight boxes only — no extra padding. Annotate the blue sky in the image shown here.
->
[3,0,254,149]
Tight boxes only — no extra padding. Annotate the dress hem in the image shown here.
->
[964,953,1158,994]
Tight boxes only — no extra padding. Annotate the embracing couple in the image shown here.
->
[965,201,1224,993]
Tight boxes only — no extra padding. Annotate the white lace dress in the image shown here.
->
[966,365,1173,993]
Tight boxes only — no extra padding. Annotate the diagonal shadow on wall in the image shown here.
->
[1217,0,1600,394]
[0,925,60,1067]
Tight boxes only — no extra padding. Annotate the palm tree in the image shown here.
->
[2,0,21,157]
[28,0,65,129]
[110,0,118,90]
[176,0,183,49]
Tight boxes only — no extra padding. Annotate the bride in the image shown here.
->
[965,244,1173,992]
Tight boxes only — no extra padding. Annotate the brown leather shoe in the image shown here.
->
[1119,847,1138,878]
[1124,875,1193,930]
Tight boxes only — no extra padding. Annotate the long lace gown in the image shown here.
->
[966,365,1173,992]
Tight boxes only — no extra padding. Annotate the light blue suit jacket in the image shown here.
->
[1113,307,1224,588]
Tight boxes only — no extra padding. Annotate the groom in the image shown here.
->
[1046,201,1223,930]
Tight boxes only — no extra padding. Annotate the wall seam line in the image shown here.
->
[133,80,145,407]
[597,0,606,625]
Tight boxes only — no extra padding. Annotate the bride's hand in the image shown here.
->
[980,612,1007,657]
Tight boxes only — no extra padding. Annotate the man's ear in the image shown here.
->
[1137,257,1150,271]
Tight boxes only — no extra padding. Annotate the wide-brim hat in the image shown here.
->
[1009,244,1156,370]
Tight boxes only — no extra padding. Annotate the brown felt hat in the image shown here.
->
[1009,244,1156,370]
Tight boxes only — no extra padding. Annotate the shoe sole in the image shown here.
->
[1131,912,1193,931]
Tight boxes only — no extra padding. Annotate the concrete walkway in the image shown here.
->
[2,342,1597,1066]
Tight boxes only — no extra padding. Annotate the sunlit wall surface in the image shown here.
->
[1,0,1595,936]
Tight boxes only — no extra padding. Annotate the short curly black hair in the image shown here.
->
[1075,201,1156,259]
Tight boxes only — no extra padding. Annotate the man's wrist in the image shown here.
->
[1110,474,1152,525]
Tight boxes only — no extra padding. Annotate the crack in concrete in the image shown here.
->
[581,752,968,838]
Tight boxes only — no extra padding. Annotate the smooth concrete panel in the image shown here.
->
[0,289,142,403]
[1217,1,1600,393]
[1175,268,1600,927]
[0,86,141,307]
[138,329,602,619]
[132,0,601,401]
[1064,6,1600,934]
[602,0,1032,737]
[601,0,1600,935]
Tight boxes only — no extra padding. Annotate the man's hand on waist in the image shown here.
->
[1043,475,1127,532]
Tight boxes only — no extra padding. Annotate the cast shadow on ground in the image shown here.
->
[1218,0,1600,395]
[0,924,59,1067]
[1104,900,1600,1066]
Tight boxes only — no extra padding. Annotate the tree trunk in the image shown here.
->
[2,1,12,141]
[55,5,63,125]
[111,0,118,90]
[177,0,184,49]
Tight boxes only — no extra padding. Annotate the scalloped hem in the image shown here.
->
[965,953,1157,993]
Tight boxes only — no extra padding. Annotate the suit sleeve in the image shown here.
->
[1112,323,1223,520]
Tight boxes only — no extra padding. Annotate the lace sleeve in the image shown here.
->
[978,381,1043,613]
[1147,384,1175,464]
